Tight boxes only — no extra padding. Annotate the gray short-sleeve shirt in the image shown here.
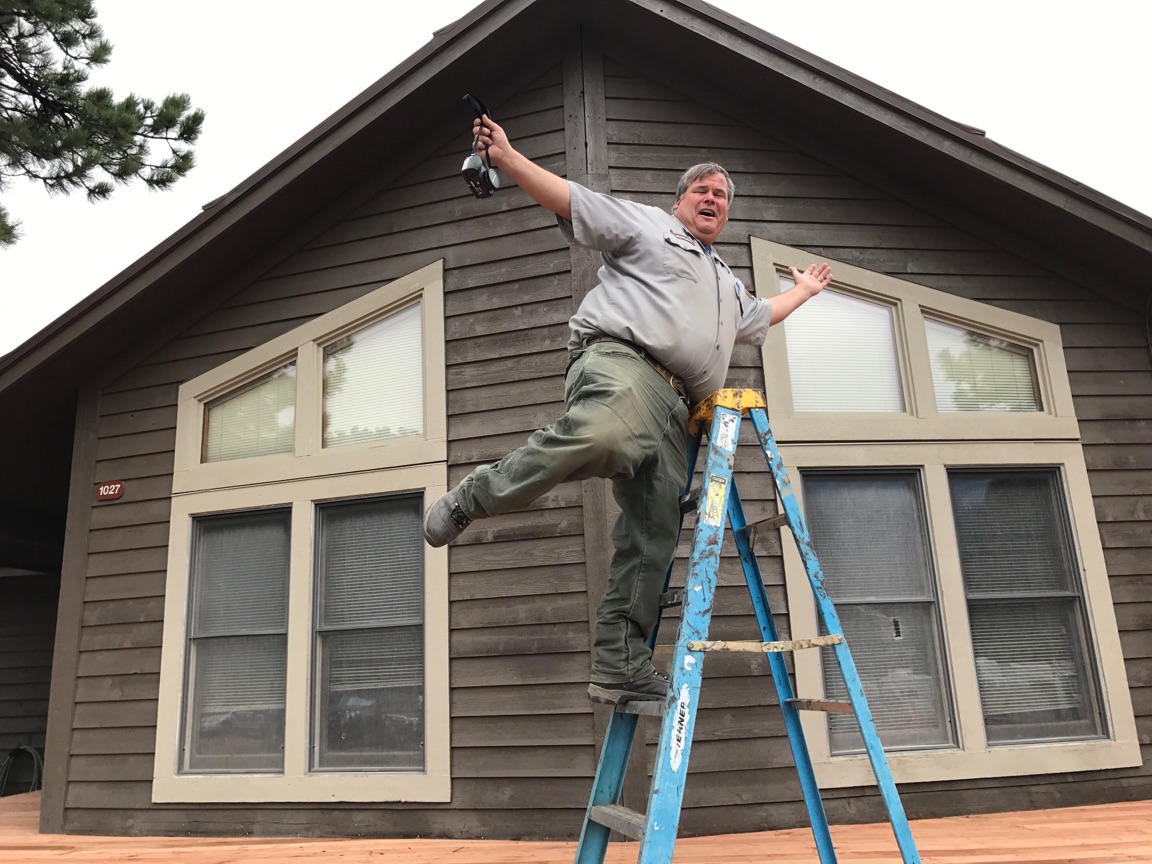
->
[558,181,773,404]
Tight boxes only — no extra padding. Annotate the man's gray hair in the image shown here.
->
[675,162,735,202]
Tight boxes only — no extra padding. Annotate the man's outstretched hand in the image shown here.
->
[770,263,833,325]
[788,263,833,299]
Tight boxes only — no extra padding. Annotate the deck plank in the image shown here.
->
[2,792,1152,862]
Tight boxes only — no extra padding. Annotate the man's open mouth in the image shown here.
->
[700,208,716,218]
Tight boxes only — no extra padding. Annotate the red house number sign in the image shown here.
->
[96,481,125,501]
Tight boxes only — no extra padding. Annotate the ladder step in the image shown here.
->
[686,634,843,653]
[588,804,646,841]
[659,590,684,609]
[615,700,666,717]
[788,697,854,713]
[740,512,790,550]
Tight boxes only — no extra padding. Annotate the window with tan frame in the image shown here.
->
[752,237,1141,787]
[153,260,450,803]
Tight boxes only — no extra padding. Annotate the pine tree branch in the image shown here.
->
[0,1,203,244]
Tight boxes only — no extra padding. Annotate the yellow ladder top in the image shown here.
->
[689,388,767,433]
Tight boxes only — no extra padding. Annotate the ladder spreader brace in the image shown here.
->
[574,389,922,864]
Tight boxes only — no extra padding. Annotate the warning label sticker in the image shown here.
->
[702,475,727,526]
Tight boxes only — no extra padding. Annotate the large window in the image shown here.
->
[155,261,449,803]
[753,237,1139,786]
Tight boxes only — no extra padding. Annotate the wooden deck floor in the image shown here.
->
[3,792,1151,862]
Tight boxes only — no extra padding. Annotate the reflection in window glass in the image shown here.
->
[324,303,423,448]
[804,471,955,754]
[925,318,1039,412]
[314,495,425,770]
[203,364,296,462]
[184,510,290,772]
[780,276,904,413]
[949,469,1104,744]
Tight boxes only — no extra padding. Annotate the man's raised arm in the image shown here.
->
[474,115,572,221]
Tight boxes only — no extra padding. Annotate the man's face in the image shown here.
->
[672,172,730,246]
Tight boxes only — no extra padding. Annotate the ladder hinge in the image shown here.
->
[589,804,646,841]
[788,697,854,713]
[686,634,843,653]
[659,590,684,609]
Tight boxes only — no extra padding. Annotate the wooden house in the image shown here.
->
[1,0,1149,840]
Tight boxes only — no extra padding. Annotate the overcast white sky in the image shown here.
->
[1,0,1149,356]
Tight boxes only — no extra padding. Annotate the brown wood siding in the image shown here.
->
[49,42,1152,840]
[0,573,57,794]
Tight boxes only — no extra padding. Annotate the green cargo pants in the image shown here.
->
[456,341,689,684]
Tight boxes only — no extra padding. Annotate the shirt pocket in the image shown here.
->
[663,230,702,282]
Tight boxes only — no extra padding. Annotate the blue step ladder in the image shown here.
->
[574,389,921,864]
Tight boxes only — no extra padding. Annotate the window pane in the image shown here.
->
[317,496,423,629]
[324,303,424,448]
[780,280,904,413]
[184,509,290,773]
[949,471,1078,596]
[313,495,425,770]
[925,318,1039,412]
[203,363,296,462]
[824,603,953,753]
[804,471,955,753]
[968,599,1102,742]
[185,635,287,772]
[805,473,934,599]
[191,510,290,635]
[949,469,1104,744]
[316,626,424,771]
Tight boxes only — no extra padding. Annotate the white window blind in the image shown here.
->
[323,303,424,448]
[203,363,296,462]
[184,510,290,772]
[780,276,904,413]
[925,318,1039,412]
[949,470,1104,744]
[804,472,955,754]
[313,495,425,770]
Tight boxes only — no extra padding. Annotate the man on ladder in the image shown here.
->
[423,111,831,702]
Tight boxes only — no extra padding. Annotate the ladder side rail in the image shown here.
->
[726,481,838,864]
[639,406,741,863]
[747,409,922,864]
[574,712,641,864]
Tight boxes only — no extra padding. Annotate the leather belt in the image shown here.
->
[582,336,689,404]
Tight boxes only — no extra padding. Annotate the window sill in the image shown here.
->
[813,736,1143,788]
[151,768,451,803]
